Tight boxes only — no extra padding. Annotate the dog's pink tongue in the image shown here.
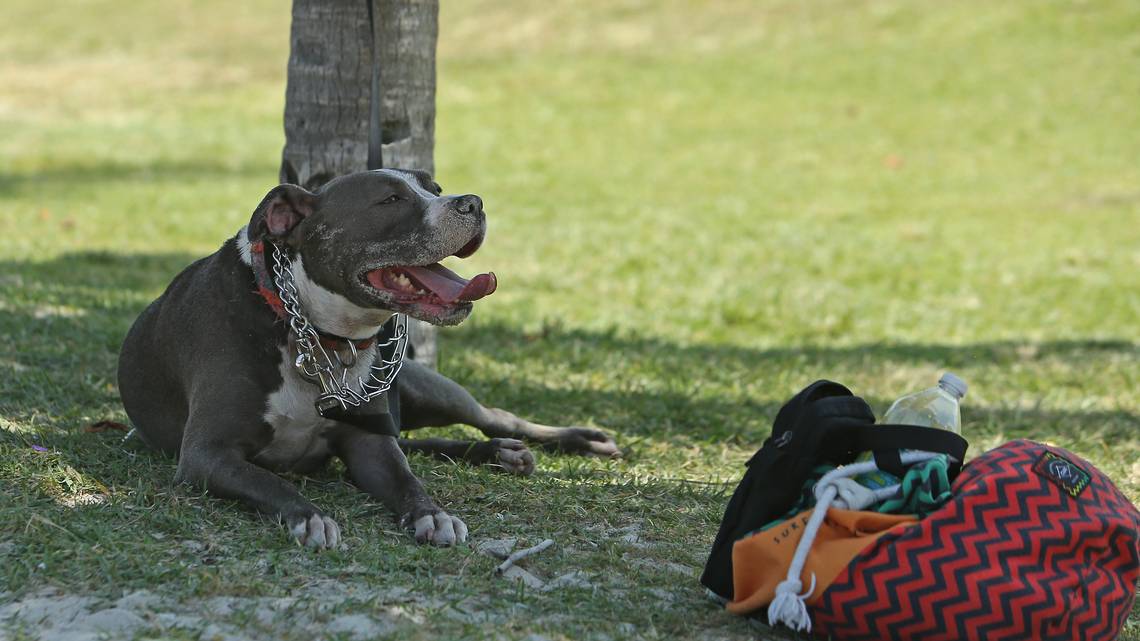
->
[404,264,497,303]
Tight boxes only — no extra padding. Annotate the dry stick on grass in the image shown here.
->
[494,538,555,575]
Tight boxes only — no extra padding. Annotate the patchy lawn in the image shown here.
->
[1,0,1137,639]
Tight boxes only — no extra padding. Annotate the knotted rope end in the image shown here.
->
[767,573,817,632]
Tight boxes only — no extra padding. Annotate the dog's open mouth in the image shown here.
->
[357,227,496,326]
[363,263,497,305]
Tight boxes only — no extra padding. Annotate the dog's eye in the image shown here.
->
[378,194,402,205]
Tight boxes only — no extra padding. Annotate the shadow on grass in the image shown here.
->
[0,249,200,296]
[0,250,199,422]
[0,158,272,195]
[444,320,1138,445]
[453,321,1137,383]
[1,250,1136,458]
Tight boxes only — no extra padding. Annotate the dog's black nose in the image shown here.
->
[455,194,483,215]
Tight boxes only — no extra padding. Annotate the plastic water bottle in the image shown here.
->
[854,373,968,481]
[881,373,968,434]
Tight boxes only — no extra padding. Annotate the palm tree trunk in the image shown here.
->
[280,0,440,368]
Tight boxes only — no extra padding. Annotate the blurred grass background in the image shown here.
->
[1,1,1137,639]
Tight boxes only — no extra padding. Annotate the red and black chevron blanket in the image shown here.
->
[809,440,1140,641]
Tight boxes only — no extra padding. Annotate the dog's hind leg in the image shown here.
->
[398,437,535,476]
[396,360,621,457]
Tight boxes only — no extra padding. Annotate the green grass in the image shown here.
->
[2,0,1138,639]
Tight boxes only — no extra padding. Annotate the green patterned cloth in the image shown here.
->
[875,455,952,517]
[760,455,953,531]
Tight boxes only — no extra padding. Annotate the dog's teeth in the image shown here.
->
[384,271,425,295]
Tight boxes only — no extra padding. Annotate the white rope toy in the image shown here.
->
[767,451,943,632]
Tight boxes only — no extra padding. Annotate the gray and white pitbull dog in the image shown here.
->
[117,169,619,549]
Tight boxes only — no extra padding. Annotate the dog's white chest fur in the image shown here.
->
[254,346,376,469]
[238,224,393,469]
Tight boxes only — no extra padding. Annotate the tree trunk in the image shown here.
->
[280,0,440,369]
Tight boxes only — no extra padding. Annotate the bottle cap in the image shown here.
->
[939,372,968,399]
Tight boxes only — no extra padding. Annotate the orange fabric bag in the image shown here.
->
[726,507,918,614]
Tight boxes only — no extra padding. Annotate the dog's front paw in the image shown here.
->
[409,509,468,547]
[491,438,535,476]
[288,513,341,550]
[543,427,622,458]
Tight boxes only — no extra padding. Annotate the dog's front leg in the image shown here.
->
[176,445,340,550]
[334,427,467,546]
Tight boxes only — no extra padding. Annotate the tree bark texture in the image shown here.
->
[280,0,440,368]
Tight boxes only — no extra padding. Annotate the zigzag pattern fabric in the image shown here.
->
[812,440,1140,641]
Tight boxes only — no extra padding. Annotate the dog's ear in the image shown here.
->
[398,168,443,196]
[248,184,317,242]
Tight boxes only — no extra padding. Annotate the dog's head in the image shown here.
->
[247,169,495,327]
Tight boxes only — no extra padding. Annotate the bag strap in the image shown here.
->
[855,424,968,476]
[749,389,874,467]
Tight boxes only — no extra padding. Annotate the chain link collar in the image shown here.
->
[269,242,408,417]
